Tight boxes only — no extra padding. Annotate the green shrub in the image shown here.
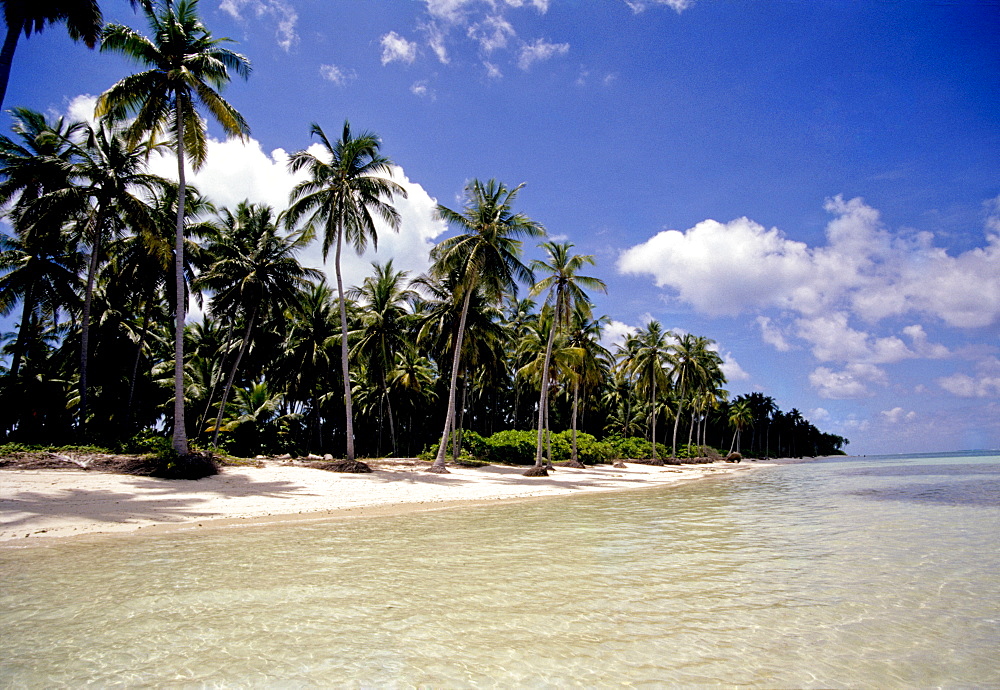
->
[605,435,669,460]
[558,431,615,464]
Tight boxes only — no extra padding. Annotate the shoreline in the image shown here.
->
[1,458,803,547]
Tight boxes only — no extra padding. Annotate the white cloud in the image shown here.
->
[484,61,503,79]
[937,357,1000,398]
[410,80,435,99]
[757,316,791,352]
[809,363,887,399]
[719,351,749,382]
[319,64,356,86]
[219,0,299,51]
[795,312,914,364]
[380,31,418,65]
[600,319,638,349]
[468,14,515,53]
[902,324,949,358]
[810,407,830,422]
[63,93,98,124]
[625,0,694,13]
[618,195,1000,328]
[517,38,569,70]
[881,407,917,424]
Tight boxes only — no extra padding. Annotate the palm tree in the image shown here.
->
[0,0,104,109]
[195,201,319,448]
[566,307,611,466]
[427,179,544,473]
[525,241,605,474]
[71,119,166,430]
[285,121,405,465]
[97,0,251,454]
[668,333,724,459]
[622,321,672,463]
[728,398,752,455]
[347,259,416,455]
[0,108,83,381]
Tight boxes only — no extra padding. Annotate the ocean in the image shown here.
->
[2,451,998,687]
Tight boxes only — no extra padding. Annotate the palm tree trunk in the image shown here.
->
[650,374,658,462]
[197,319,235,438]
[0,22,20,111]
[125,297,153,431]
[383,375,396,456]
[7,282,34,380]
[566,377,584,468]
[533,316,557,468]
[334,226,355,462]
[172,101,189,455]
[452,373,467,461]
[79,208,107,435]
[430,287,473,472]
[211,308,257,447]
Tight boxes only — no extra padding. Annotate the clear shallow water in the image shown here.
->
[2,452,998,688]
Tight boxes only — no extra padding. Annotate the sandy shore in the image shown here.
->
[1,459,784,545]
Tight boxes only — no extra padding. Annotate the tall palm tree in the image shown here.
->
[622,321,672,463]
[668,333,723,459]
[525,241,605,473]
[0,108,84,381]
[97,0,251,454]
[71,119,166,430]
[0,0,103,109]
[285,121,405,464]
[566,307,611,466]
[196,201,319,448]
[347,259,416,455]
[427,178,544,473]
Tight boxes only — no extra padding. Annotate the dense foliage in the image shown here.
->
[0,1,848,463]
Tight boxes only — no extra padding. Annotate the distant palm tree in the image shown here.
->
[428,179,544,473]
[728,399,752,455]
[97,0,251,453]
[622,321,672,462]
[566,307,611,466]
[0,0,104,109]
[285,121,405,464]
[526,241,605,473]
[668,332,723,459]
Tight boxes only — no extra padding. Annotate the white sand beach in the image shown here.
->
[0,459,782,544]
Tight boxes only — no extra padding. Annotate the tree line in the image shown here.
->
[0,0,848,471]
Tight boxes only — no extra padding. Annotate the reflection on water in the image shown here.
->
[2,453,999,687]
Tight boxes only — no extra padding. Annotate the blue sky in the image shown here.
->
[5,0,999,454]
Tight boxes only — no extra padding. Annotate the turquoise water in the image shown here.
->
[2,452,998,687]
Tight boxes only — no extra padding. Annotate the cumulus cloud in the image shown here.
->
[380,31,418,65]
[517,38,569,70]
[600,319,638,349]
[618,195,1000,328]
[410,80,435,99]
[468,14,515,53]
[219,0,299,51]
[937,357,1000,398]
[809,363,887,399]
[319,64,356,86]
[795,312,914,364]
[757,316,791,352]
[881,407,917,424]
[625,0,694,13]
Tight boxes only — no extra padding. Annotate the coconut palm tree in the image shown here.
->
[285,121,405,465]
[0,108,84,381]
[566,307,611,466]
[728,398,752,455]
[622,321,672,463]
[668,333,724,459]
[347,259,416,455]
[427,178,544,473]
[0,0,104,109]
[97,0,251,454]
[196,201,320,448]
[525,241,605,473]
[70,119,166,430]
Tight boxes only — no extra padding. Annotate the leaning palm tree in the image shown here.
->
[285,121,405,465]
[525,241,605,474]
[97,0,251,453]
[427,179,544,473]
[0,0,104,109]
